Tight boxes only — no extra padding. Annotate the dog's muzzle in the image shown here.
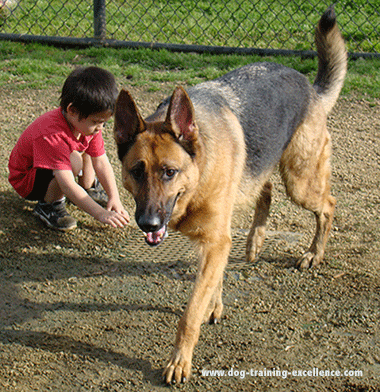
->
[135,193,181,246]
[137,214,168,246]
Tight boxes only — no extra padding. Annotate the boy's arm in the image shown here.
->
[91,154,129,218]
[53,169,128,228]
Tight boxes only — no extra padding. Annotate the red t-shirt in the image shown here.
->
[8,108,105,198]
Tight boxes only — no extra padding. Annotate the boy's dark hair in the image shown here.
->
[60,66,118,119]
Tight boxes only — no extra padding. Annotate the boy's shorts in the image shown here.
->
[26,169,54,201]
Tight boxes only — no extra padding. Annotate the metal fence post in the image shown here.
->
[94,0,106,42]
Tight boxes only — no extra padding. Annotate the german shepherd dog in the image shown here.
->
[114,7,347,384]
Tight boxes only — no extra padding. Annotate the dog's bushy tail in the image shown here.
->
[313,6,347,115]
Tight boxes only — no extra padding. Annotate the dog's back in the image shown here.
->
[189,9,345,177]
[186,63,312,175]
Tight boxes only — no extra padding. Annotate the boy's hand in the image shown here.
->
[97,209,129,228]
[106,198,130,225]
[90,154,131,227]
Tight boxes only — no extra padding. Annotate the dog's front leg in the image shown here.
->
[163,234,231,384]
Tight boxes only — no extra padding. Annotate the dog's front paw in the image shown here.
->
[297,251,323,270]
[163,348,192,384]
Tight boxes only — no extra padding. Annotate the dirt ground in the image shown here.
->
[0,82,379,392]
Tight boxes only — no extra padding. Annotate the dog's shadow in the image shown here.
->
[0,328,165,386]
[0,266,178,387]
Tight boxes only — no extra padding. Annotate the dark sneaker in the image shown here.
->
[33,198,77,231]
[86,179,108,207]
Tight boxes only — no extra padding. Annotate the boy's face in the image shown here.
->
[66,105,112,138]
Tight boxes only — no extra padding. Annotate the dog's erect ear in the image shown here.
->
[165,86,198,142]
[114,89,145,146]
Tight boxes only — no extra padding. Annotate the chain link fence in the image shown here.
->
[0,0,379,57]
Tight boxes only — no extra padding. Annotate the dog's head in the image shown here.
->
[114,87,201,246]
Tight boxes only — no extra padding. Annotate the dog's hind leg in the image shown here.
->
[280,109,335,269]
[245,181,273,263]
[297,193,336,269]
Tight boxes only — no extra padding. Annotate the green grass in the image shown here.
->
[0,40,379,100]
[1,0,379,53]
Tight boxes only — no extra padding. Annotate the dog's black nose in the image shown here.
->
[137,214,162,233]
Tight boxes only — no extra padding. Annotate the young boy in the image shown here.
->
[8,66,130,231]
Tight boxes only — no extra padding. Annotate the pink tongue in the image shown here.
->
[146,226,166,244]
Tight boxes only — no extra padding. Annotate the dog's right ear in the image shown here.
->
[114,89,146,159]
[165,86,198,142]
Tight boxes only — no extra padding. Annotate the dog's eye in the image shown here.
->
[163,167,178,181]
[130,162,145,182]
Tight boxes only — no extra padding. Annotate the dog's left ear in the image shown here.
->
[114,89,146,160]
[114,89,145,144]
[165,86,198,142]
